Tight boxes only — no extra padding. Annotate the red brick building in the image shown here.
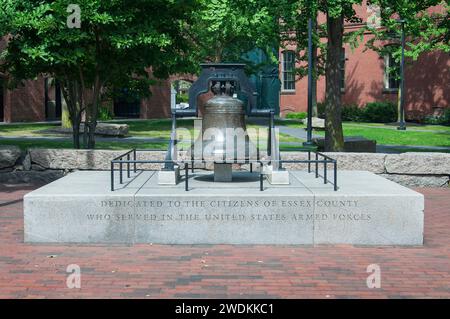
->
[1,2,448,123]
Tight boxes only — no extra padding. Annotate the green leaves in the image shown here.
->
[188,0,279,66]
[2,0,199,89]
[368,0,449,61]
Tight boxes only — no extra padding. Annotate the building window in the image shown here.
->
[340,47,346,92]
[282,50,295,91]
[384,51,400,90]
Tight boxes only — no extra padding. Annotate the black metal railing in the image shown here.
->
[110,149,338,192]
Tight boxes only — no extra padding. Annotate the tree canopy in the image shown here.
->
[367,0,449,60]
[186,0,280,69]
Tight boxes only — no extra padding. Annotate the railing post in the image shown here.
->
[127,153,130,178]
[185,163,188,191]
[260,168,264,191]
[119,160,123,184]
[308,151,311,173]
[315,153,318,178]
[133,149,137,172]
[190,145,194,173]
[334,161,338,191]
[324,160,327,184]
[111,162,114,191]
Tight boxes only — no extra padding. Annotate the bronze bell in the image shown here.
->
[193,81,257,162]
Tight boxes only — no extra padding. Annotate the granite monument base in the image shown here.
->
[157,165,180,185]
[24,170,424,245]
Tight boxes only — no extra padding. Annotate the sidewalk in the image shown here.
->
[0,184,449,298]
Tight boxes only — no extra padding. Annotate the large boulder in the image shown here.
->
[0,170,64,184]
[22,152,32,171]
[385,152,450,175]
[30,149,80,169]
[0,146,22,169]
[323,152,386,173]
[302,117,325,129]
[29,149,167,170]
[280,152,386,173]
[94,123,129,137]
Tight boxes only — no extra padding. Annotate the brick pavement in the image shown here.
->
[0,183,449,298]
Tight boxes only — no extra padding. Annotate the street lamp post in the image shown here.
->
[397,19,406,131]
[303,16,315,146]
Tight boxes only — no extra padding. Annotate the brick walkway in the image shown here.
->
[0,184,449,299]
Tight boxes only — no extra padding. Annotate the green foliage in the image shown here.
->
[187,0,279,70]
[285,112,307,120]
[318,101,397,123]
[176,93,189,104]
[361,102,397,123]
[367,1,449,62]
[98,107,113,121]
[423,109,450,125]
[341,104,364,122]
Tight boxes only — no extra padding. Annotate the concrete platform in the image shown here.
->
[23,170,424,245]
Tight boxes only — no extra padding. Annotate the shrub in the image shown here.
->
[361,101,397,123]
[285,112,307,120]
[443,109,450,124]
[317,102,363,121]
[341,104,364,122]
[313,101,397,123]
[423,109,450,125]
[98,106,113,121]
[176,92,189,104]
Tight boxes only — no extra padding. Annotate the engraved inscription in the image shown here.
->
[88,199,370,223]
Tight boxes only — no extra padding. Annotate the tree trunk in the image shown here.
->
[324,14,345,152]
[84,75,101,149]
[87,120,97,149]
[61,96,72,129]
[82,124,88,148]
[60,79,82,149]
[72,121,80,149]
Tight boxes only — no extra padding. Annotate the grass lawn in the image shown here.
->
[0,119,307,151]
[0,119,303,145]
[0,123,59,137]
[344,122,450,132]
[2,119,448,150]
[313,123,450,147]
[274,119,305,129]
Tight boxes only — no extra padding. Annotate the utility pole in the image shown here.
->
[303,13,315,146]
[397,19,406,130]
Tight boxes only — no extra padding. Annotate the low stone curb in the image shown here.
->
[0,147,448,187]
